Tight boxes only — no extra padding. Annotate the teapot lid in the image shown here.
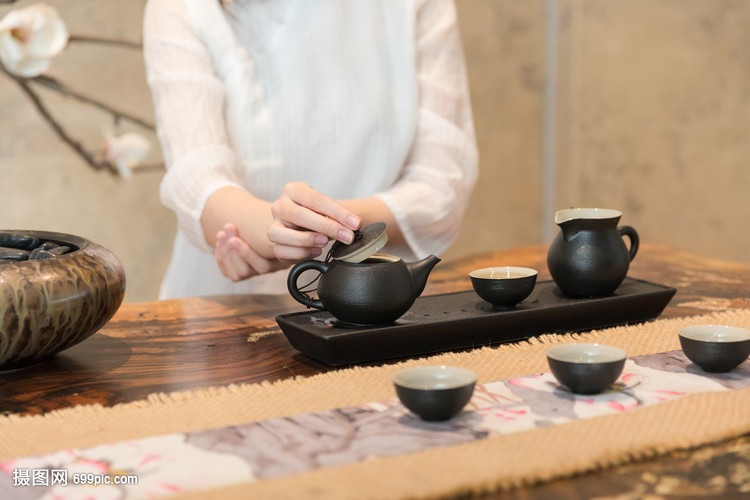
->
[330,222,388,263]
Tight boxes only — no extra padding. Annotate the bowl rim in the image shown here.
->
[392,365,477,390]
[469,266,538,280]
[546,343,627,364]
[0,229,90,257]
[678,324,750,343]
[554,208,622,224]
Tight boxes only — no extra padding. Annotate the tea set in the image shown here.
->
[287,208,640,326]
[285,210,749,420]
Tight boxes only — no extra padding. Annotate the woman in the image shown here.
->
[143,0,478,298]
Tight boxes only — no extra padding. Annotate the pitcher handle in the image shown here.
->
[287,260,328,310]
[618,226,639,261]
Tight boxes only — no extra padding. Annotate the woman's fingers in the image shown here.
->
[228,237,275,275]
[266,220,328,262]
[267,220,328,247]
[282,182,359,227]
[225,241,256,281]
[215,224,280,282]
[216,233,253,282]
[271,182,361,243]
[215,229,234,279]
[223,222,240,239]
[274,242,323,262]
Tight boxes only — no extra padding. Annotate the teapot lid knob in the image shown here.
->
[330,222,388,263]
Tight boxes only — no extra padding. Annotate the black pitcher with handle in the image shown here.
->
[547,208,639,297]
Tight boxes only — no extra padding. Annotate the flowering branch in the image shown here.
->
[68,34,142,50]
[0,2,160,178]
[9,65,108,171]
[29,74,155,130]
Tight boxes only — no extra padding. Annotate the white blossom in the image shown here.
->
[0,3,69,77]
[103,132,151,178]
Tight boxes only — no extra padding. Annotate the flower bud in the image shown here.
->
[0,3,68,77]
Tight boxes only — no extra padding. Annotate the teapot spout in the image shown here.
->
[407,255,441,295]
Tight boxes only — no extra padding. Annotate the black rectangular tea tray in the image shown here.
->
[275,277,676,366]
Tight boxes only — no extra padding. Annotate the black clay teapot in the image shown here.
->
[547,208,639,297]
[287,223,440,325]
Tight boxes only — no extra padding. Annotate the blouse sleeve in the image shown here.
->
[143,0,244,253]
[374,0,479,258]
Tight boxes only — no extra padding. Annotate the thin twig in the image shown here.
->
[134,163,165,172]
[30,74,155,131]
[68,34,142,50]
[9,72,109,172]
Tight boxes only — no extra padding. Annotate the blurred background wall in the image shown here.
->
[1,0,749,303]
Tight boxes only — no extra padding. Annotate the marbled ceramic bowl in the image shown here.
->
[546,343,627,394]
[0,230,126,370]
[393,365,477,421]
[470,266,538,307]
[678,325,750,373]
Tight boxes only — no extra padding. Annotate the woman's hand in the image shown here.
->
[214,223,285,282]
[268,182,362,261]
[208,183,384,283]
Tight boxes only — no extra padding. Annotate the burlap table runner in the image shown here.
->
[3,309,750,499]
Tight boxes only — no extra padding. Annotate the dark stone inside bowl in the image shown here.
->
[393,366,477,421]
[547,343,626,395]
[0,230,126,370]
[679,325,750,373]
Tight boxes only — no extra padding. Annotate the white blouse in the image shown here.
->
[143,0,478,298]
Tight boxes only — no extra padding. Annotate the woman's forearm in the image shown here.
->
[201,186,277,259]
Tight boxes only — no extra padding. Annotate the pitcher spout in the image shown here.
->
[406,255,441,295]
[556,219,581,242]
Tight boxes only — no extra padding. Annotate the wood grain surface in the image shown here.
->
[3,243,750,498]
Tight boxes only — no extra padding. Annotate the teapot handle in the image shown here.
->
[618,226,639,261]
[287,260,329,310]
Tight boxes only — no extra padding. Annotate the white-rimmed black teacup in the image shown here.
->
[393,365,477,421]
[679,325,750,372]
[470,266,537,308]
[546,343,627,394]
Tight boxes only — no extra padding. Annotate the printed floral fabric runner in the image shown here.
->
[2,350,749,500]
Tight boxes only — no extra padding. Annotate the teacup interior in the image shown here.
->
[679,325,750,343]
[546,343,626,364]
[470,266,537,280]
[393,366,477,390]
[555,208,622,224]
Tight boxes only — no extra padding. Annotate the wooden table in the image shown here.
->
[4,243,750,498]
